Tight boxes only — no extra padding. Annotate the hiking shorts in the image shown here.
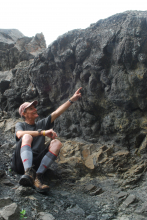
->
[11,138,49,175]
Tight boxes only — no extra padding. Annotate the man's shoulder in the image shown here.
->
[15,121,25,128]
[15,121,25,132]
[16,121,24,125]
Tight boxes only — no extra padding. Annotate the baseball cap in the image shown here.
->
[19,100,38,117]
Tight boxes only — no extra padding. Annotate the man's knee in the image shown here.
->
[22,134,33,145]
[50,139,62,151]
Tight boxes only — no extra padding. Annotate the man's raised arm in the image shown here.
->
[51,87,82,123]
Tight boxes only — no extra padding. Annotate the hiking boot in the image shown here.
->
[19,167,36,187]
[34,173,50,193]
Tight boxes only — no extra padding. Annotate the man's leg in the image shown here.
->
[20,134,33,170]
[36,139,62,174]
[34,139,62,192]
[19,134,36,187]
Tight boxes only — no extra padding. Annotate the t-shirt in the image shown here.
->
[15,115,54,153]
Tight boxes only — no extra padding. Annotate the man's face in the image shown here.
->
[22,104,39,120]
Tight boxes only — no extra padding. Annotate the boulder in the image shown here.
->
[38,212,55,220]
[0,203,20,220]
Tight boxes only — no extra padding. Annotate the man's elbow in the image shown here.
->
[16,131,22,139]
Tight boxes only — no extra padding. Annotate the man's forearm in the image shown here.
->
[51,87,82,123]
[51,100,72,123]
[16,130,42,139]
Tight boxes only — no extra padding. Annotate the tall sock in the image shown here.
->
[36,151,57,174]
[21,145,33,171]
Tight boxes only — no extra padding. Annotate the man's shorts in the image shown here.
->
[11,139,49,174]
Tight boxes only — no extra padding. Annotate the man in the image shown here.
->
[12,87,82,192]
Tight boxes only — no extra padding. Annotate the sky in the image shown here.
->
[1,0,147,46]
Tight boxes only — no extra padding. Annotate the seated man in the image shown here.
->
[12,88,82,192]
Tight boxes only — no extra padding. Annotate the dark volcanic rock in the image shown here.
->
[0,29,46,115]
[0,29,46,71]
[1,11,147,220]
[3,11,147,149]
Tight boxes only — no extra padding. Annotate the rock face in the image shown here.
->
[1,11,147,150]
[0,29,46,71]
[1,11,147,220]
[29,10,147,148]
[0,29,46,120]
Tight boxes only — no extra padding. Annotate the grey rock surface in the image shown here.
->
[0,70,12,94]
[0,135,147,220]
[38,212,55,220]
[0,29,46,71]
[0,10,147,220]
[0,29,24,42]
[1,11,147,150]
[0,203,20,220]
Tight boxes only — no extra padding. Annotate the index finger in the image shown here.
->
[76,87,82,94]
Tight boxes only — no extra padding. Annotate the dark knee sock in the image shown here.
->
[36,151,57,174]
[20,145,33,171]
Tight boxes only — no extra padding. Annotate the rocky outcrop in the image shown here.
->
[1,11,147,150]
[0,29,46,117]
[28,10,147,148]
[1,11,147,220]
[0,29,46,71]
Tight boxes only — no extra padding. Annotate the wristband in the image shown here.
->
[42,130,46,136]
[69,99,74,104]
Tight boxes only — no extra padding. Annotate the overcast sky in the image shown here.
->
[1,0,147,46]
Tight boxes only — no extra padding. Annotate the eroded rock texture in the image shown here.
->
[1,11,147,149]
[1,11,147,220]
[0,29,46,71]
[0,29,46,119]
